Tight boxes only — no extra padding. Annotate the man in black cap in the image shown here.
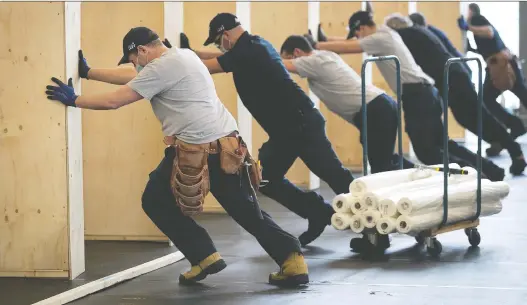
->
[45,26,309,287]
[383,13,524,177]
[408,12,472,78]
[310,11,510,184]
[458,3,527,157]
[179,13,359,250]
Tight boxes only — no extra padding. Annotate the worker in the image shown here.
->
[458,3,527,157]
[178,13,356,248]
[408,12,472,78]
[311,11,506,183]
[279,35,415,174]
[384,13,525,176]
[44,26,309,287]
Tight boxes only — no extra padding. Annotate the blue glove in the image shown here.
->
[457,16,469,31]
[78,50,90,79]
[45,77,78,107]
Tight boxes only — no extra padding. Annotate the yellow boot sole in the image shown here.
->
[179,255,227,285]
[268,273,309,287]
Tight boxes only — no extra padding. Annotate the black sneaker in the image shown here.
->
[510,156,527,176]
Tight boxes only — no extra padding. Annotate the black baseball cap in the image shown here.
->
[347,11,374,39]
[203,13,241,46]
[118,27,160,65]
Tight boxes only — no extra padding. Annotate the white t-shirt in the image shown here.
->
[127,48,238,144]
[292,50,385,122]
[358,25,435,92]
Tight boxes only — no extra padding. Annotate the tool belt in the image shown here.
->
[486,49,516,91]
[163,132,262,216]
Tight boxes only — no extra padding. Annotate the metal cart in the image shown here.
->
[357,56,484,257]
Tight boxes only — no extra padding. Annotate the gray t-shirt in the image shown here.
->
[127,48,238,144]
[292,50,385,122]
[358,25,435,92]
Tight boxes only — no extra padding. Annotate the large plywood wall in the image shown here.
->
[81,2,167,240]
[0,2,70,277]
[416,1,466,140]
[320,1,364,170]
[251,2,311,186]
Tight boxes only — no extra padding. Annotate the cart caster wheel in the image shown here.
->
[468,229,481,246]
[426,239,442,257]
[415,235,425,245]
[464,228,471,236]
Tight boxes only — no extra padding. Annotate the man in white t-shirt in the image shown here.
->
[44,26,308,287]
[279,35,415,174]
[311,11,503,181]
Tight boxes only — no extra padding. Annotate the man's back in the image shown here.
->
[358,25,434,92]
[396,26,466,83]
[470,14,506,60]
[127,48,238,144]
[217,32,315,136]
[291,50,384,121]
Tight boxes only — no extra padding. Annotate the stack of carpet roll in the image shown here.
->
[330,164,509,236]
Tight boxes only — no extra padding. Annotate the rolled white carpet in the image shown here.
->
[396,178,509,216]
[349,214,365,233]
[349,163,461,197]
[396,200,502,235]
[331,212,354,230]
[376,217,397,235]
[331,193,355,213]
[361,210,381,229]
[349,195,367,215]
[378,199,400,217]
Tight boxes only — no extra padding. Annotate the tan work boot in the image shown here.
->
[269,252,309,287]
[179,252,227,285]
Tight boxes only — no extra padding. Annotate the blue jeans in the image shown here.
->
[141,146,301,266]
[258,109,354,223]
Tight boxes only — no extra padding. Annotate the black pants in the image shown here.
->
[352,94,415,173]
[401,83,495,170]
[141,146,301,266]
[441,69,523,158]
[482,57,527,133]
[258,109,354,222]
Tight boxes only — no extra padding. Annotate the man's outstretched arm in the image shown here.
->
[79,50,137,85]
[179,33,227,74]
[45,77,143,110]
[315,40,363,54]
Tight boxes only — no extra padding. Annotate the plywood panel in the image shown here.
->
[81,2,167,239]
[183,2,237,213]
[417,1,466,141]
[251,2,311,185]
[369,1,411,155]
[320,2,363,170]
[0,2,70,274]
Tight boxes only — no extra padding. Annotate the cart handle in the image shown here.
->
[441,57,483,228]
[361,55,403,176]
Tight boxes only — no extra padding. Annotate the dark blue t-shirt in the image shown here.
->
[470,15,506,60]
[427,25,471,75]
[396,26,468,85]
[217,31,315,137]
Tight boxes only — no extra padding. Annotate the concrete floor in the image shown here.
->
[5,137,527,305]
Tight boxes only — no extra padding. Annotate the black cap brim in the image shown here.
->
[118,55,128,66]
[203,35,215,46]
